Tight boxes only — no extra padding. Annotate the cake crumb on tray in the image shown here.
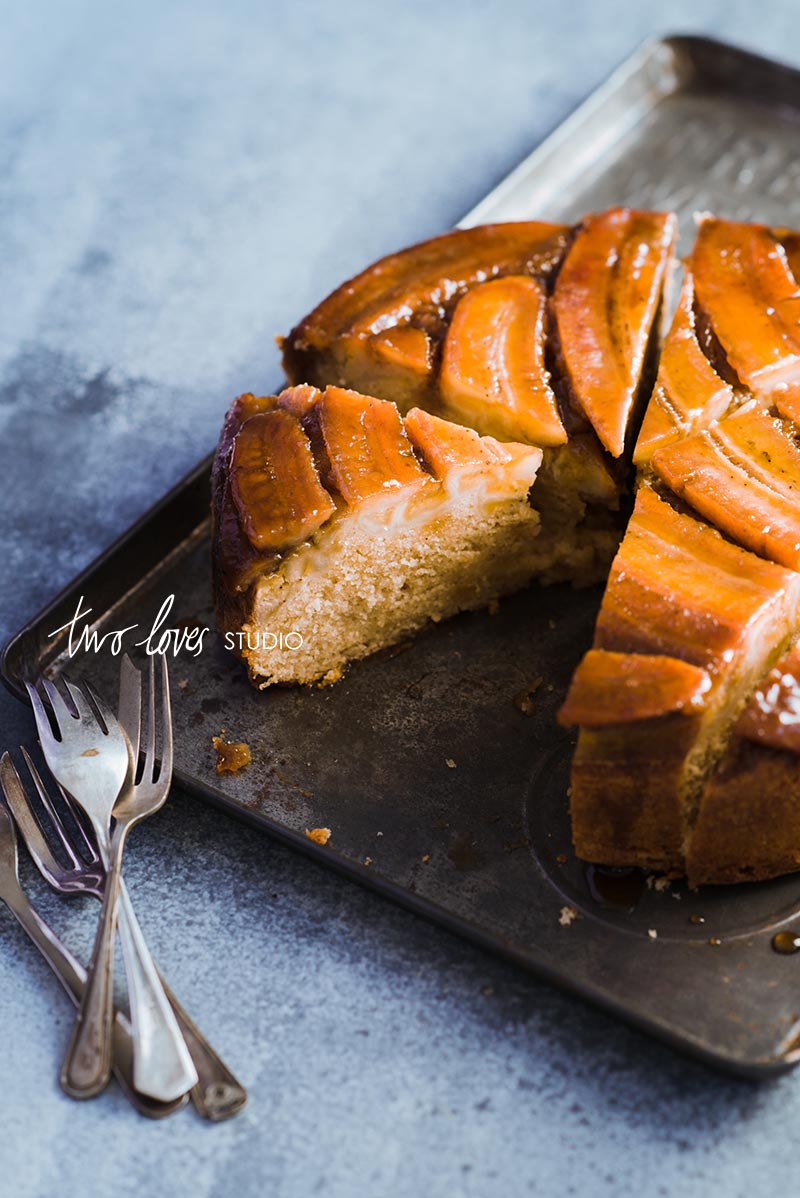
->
[212,735,252,774]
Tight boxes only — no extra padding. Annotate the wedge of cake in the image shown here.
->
[560,215,800,882]
[559,483,800,873]
[212,385,544,686]
[283,208,676,585]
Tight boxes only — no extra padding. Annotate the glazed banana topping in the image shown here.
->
[593,484,796,671]
[299,221,571,343]
[230,407,336,551]
[284,208,676,460]
[216,384,540,589]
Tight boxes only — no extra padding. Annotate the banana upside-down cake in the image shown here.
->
[212,207,800,885]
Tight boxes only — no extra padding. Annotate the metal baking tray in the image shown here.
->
[6,34,800,1078]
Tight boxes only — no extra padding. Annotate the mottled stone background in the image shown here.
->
[2,2,799,1195]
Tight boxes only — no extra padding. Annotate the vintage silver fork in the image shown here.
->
[5,740,247,1120]
[27,669,196,1102]
[115,654,246,1119]
[0,754,187,1118]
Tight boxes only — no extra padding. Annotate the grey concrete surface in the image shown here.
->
[1,1,800,1194]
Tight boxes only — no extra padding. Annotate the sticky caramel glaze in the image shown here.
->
[553,209,676,457]
[687,646,800,884]
[564,484,800,875]
[212,736,252,775]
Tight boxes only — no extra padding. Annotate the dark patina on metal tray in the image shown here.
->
[6,35,800,1078]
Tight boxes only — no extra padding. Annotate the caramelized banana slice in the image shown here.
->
[403,406,542,478]
[230,409,336,552]
[651,403,800,570]
[595,484,795,670]
[559,650,711,727]
[634,275,735,464]
[692,216,800,412]
[439,275,566,446]
[554,209,675,457]
[316,386,431,505]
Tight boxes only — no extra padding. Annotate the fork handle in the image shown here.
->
[3,884,184,1117]
[117,881,245,1119]
[60,829,126,1098]
[115,872,198,1102]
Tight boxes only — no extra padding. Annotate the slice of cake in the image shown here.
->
[560,214,800,882]
[212,385,543,686]
[283,208,676,585]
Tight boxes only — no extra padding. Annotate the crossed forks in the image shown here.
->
[0,654,246,1120]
